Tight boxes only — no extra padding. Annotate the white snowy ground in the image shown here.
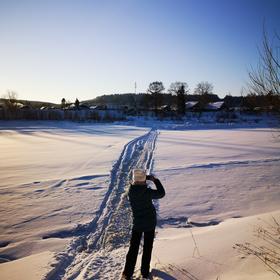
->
[151,128,280,279]
[0,120,280,280]
[0,121,149,279]
[154,128,280,223]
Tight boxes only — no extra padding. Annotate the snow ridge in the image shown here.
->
[159,157,280,173]
[44,129,158,280]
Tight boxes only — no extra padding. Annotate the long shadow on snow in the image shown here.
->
[157,217,221,228]
[151,269,177,280]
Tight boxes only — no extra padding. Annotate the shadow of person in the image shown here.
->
[151,269,177,280]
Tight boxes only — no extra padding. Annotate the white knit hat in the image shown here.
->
[132,169,146,185]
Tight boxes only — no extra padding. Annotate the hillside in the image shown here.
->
[0,98,57,109]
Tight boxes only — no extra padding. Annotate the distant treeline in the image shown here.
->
[84,93,280,111]
[85,93,220,107]
[1,93,279,111]
[0,85,279,121]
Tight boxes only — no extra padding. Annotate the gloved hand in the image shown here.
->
[146,174,158,182]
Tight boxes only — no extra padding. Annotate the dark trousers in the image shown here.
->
[123,229,155,278]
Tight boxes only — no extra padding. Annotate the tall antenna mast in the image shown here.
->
[134,82,137,94]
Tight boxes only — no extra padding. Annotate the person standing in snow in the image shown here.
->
[122,169,165,280]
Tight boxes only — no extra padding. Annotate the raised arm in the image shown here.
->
[148,175,165,199]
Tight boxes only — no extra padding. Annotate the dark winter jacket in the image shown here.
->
[128,179,165,232]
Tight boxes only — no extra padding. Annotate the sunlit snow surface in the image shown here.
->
[154,128,280,224]
[0,120,279,280]
[0,122,148,261]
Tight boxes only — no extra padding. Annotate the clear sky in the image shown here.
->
[0,0,279,103]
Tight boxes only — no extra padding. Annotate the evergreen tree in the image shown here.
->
[61,98,66,109]
[75,98,80,109]
[177,85,186,115]
[168,82,188,115]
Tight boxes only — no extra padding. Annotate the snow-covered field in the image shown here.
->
[152,128,280,280]
[154,128,280,223]
[0,122,149,279]
[0,120,279,280]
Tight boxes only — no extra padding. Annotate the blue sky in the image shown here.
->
[0,0,279,103]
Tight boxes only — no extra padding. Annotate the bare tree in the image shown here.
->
[248,28,280,97]
[147,81,165,115]
[2,90,19,111]
[194,81,214,95]
[194,81,215,107]
[168,82,189,95]
[148,81,165,95]
[233,216,280,277]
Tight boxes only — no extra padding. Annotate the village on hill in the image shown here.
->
[1,83,279,122]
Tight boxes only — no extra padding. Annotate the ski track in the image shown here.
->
[44,129,158,280]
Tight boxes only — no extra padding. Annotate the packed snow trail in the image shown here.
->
[44,129,158,280]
